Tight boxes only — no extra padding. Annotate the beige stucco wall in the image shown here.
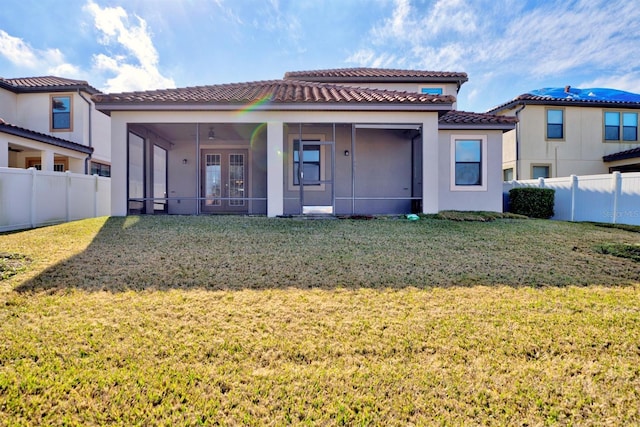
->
[502,129,516,178]
[17,93,75,138]
[499,104,640,179]
[2,90,111,170]
[438,130,505,212]
[1,133,88,173]
[332,82,460,109]
[90,106,111,165]
[0,89,17,123]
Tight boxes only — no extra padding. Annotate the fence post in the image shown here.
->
[94,174,99,218]
[538,177,545,188]
[66,171,72,222]
[30,167,37,228]
[570,174,578,222]
[612,171,622,224]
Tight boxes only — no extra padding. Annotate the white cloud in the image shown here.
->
[0,30,40,68]
[490,1,640,77]
[84,0,175,93]
[346,49,376,65]
[370,0,477,46]
[0,30,80,77]
[346,0,640,110]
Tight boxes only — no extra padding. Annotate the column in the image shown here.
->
[0,140,7,167]
[266,121,284,217]
[41,150,54,171]
[111,117,128,216]
[421,116,439,213]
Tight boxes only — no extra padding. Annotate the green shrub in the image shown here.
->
[508,187,555,218]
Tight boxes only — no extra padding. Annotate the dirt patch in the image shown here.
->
[0,253,31,280]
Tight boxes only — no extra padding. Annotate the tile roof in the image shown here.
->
[603,147,640,162]
[0,118,93,154]
[438,110,518,129]
[284,67,468,83]
[93,79,455,110]
[487,90,640,113]
[0,76,100,94]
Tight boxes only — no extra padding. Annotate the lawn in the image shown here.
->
[1,215,639,425]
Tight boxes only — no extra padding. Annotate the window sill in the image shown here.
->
[450,185,488,192]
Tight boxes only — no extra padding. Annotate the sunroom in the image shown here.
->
[122,120,426,216]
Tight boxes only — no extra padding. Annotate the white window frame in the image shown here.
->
[287,133,326,191]
[450,134,488,192]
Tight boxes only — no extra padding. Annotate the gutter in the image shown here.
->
[77,89,93,174]
[94,102,455,115]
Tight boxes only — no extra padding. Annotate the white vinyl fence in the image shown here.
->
[0,167,111,232]
[504,172,640,226]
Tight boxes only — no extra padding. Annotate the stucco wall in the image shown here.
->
[502,104,640,179]
[90,107,112,165]
[0,89,17,123]
[438,130,505,212]
[2,89,109,170]
[335,82,460,109]
[17,93,82,142]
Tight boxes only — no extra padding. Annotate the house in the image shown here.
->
[0,76,111,176]
[92,68,517,217]
[487,86,640,180]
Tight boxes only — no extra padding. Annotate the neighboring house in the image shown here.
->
[93,68,516,217]
[488,86,640,180]
[0,76,111,176]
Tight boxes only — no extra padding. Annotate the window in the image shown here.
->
[90,162,111,177]
[26,157,68,172]
[604,111,638,142]
[450,135,487,191]
[293,140,321,186]
[420,87,443,95]
[455,140,481,185]
[51,95,72,131]
[503,168,514,181]
[546,108,564,139]
[532,165,550,179]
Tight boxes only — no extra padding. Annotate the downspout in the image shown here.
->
[78,89,92,174]
[513,103,526,180]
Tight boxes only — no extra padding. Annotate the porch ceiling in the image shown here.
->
[130,123,261,142]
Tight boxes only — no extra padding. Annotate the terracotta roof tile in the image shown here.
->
[439,110,518,127]
[284,68,468,82]
[93,79,455,107]
[603,147,640,162]
[0,76,100,94]
[487,91,640,113]
[0,119,93,154]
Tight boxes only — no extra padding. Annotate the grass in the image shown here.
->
[1,215,639,425]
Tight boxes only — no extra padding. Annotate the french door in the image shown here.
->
[201,149,248,213]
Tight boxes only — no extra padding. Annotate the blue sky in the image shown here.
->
[1,0,639,112]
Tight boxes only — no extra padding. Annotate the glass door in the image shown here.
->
[201,149,248,213]
[299,140,334,215]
